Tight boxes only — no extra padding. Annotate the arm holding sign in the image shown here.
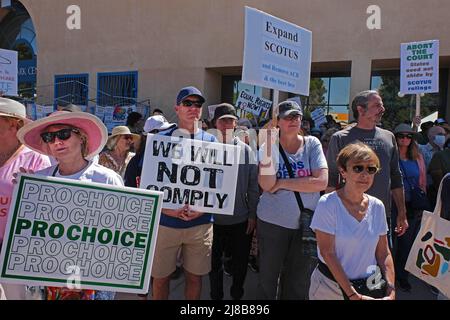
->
[258,129,279,191]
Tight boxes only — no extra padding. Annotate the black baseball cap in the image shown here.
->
[212,103,238,121]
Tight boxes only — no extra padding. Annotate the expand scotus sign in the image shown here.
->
[140,134,240,215]
[0,174,163,294]
[0,48,18,96]
[400,40,439,94]
[242,7,312,95]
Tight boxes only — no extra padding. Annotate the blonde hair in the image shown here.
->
[106,135,120,150]
[337,142,380,170]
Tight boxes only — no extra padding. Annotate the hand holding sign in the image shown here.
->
[179,205,204,221]
[12,167,35,184]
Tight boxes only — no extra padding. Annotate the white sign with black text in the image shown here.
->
[140,134,241,215]
[242,7,312,95]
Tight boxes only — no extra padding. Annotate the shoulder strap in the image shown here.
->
[52,165,59,177]
[278,142,305,212]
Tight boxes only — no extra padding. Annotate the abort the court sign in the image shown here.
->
[0,174,163,294]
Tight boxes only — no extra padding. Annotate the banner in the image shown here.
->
[235,90,272,116]
[400,40,439,94]
[140,134,240,215]
[242,7,312,95]
[0,48,18,96]
[104,105,137,133]
[0,174,163,294]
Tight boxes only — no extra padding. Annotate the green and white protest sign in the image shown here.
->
[0,174,162,294]
[400,39,439,94]
[236,90,272,116]
[140,134,240,215]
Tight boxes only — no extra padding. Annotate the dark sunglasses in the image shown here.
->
[40,128,80,143]
[181,100,203,108]
[397,133,413,139]
[122,135,134,141]
[351,165,379,175]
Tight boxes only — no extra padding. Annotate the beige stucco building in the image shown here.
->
[1,0,449,123]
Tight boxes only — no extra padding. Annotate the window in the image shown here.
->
[303,76,351,123]
[97,71,138,106]
[54,74,89,106]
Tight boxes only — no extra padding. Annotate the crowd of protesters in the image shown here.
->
[0,86,449,300]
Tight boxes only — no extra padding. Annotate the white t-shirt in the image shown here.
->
[36,161,123,186]
[310,191,388,279]
[257,136,328,229]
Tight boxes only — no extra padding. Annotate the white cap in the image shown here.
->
[144,115,176,133]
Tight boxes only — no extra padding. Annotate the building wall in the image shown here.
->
[20,0,450,121]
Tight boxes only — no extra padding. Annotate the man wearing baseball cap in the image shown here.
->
[208,103,259,300]
[151,86,217,300]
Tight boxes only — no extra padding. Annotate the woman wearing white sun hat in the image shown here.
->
[17,110,123,300]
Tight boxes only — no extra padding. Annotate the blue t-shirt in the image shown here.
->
[399,159,420,202]
[158,127,216,228]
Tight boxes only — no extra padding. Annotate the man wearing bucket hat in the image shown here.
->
[99,125,140,178]
[0,98,51,299]
[17,110,123,300]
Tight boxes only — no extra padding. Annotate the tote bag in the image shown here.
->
[405,173,450,298]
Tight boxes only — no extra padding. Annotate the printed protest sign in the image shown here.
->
[0,174,163,294]
[242,7,312,95]
[400,40,439,94]
[236,90,272,116]
[0,48,18,96]
[140,134,240,215]
[311,108,327,127]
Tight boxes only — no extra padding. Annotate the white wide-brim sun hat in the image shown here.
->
[0,97,32,124]
[17,111,108,160]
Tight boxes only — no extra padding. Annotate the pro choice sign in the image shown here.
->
[0,174,163,294]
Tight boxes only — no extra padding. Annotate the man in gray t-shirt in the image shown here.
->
[326,90,408,237]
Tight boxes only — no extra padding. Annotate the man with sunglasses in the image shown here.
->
[326,90,408,243]
[151,86,217,300]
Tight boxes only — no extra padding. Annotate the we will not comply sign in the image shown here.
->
[0,174,163,294]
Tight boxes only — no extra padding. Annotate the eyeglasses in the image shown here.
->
[351,165,379,175]
[397,133,413,139]
[122,135,134,141]
[181,100,203,108]
[40,128,79,143]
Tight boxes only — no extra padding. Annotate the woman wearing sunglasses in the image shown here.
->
[393,123,427,292]
[309,142,395,300]
[99,125,140,178]
[17,111,123,300]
